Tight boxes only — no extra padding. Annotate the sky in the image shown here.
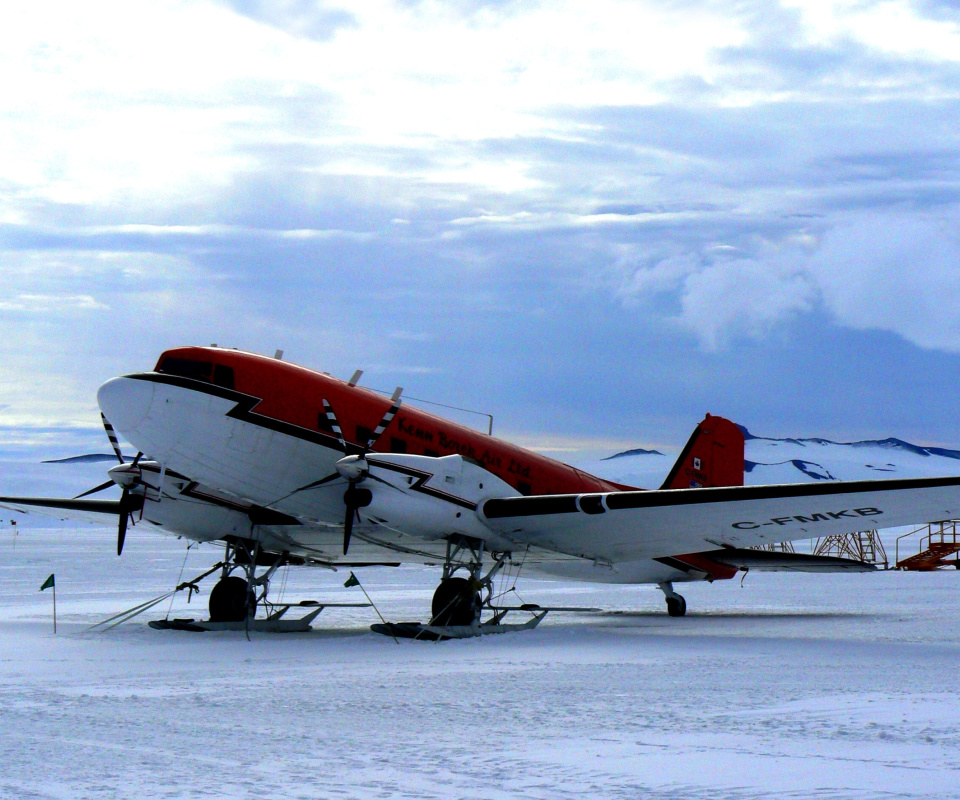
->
[2,0,960,462]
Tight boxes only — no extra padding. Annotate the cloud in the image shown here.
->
[678,259,817,350]
[3,0,960,450]
[807,209,960,352]
[218,0,358,41]
[0,294,108,313]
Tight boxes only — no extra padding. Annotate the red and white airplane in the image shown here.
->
[5,346,960,633]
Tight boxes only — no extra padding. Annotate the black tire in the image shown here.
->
[666,595,687,617]
[430,577,479,626]
[209,576,255,622]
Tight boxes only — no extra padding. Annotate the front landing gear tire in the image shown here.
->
[666,595,687,617]
[209,576,255,622]
[431,577,480,626]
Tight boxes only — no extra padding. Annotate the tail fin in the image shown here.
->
[660,413,744,490]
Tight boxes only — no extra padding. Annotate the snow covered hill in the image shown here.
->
[578,427,960,489]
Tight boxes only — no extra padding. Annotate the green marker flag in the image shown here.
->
[40,574,56,633]
[341,571,396,643]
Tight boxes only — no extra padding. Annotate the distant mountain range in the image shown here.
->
[579,427,960,489]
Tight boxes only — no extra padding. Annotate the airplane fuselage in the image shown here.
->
[96,346,721,586]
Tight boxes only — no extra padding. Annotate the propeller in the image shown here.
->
[336,455,374,555]
[99,412,144,556]
[318,388,403,555]
[51,412,152,556]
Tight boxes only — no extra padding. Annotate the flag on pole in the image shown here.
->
[40,574,57,633]
[341,571,397,643]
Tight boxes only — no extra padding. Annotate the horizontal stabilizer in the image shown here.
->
[699,548,876,573]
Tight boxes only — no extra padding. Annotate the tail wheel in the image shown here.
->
[431,577,479,626]
[209,576,255,622]
[666,595,687,617]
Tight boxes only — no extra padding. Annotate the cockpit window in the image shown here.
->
[158,358,213,381]
[213,364,235,389]
[157,357,235,389]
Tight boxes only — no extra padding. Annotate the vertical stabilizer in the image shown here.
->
[660,414,745,490]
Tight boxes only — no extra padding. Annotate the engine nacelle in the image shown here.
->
[359,453,520,551]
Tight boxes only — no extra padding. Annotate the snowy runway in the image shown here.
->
[2,529,959,799]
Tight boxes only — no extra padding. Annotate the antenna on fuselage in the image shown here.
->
[348,369,363,387]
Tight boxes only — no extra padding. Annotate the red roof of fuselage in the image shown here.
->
[154,346,635,496]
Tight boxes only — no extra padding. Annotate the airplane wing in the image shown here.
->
[0,496,125,525]
[480,475,960,562]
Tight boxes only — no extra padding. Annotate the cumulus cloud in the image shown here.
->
[607,207,960,354]
[678,259,817,350]
[807,210,960,352]
[4,0,960,445]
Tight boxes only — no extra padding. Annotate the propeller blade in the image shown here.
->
[342,484,373,555]
[117,489,130,556]
[291,472,342,494]
[343,500,354,555]
[321,399,347,452]
[101,413,125,463]
[364,388,403,450]
[73,479,116,499]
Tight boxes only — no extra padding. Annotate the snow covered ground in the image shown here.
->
[3,527,960,799]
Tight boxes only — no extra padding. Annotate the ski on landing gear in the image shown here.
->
[148,537,369,633]
[371,535,600,641]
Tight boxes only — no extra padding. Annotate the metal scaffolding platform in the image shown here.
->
[813,530,888,569]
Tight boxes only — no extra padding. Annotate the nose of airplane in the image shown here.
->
[97,377,155,435]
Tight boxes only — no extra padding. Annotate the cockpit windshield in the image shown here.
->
[157,357,235,389]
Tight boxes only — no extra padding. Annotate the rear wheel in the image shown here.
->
[431,577,479,626]
[666,594,687,617]
[209,576,255,622]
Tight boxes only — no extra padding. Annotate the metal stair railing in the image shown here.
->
[896,521,960,570]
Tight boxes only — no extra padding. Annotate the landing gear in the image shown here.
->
[207,538,286,623]
[209,576,255,622]
[429,536,504,627]
[666,595,686,617]
[370,536,603,640]
[658,581,687,617]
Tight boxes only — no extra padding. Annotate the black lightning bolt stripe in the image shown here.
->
[129,372,361,454]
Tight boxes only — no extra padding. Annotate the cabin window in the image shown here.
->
[212,364,234,389]
[356,425,373,447]
[424,449,439,458]
[157,358,213,382]
[516,481,532,496]
[318,412,335,434]
[390,437,407,453]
